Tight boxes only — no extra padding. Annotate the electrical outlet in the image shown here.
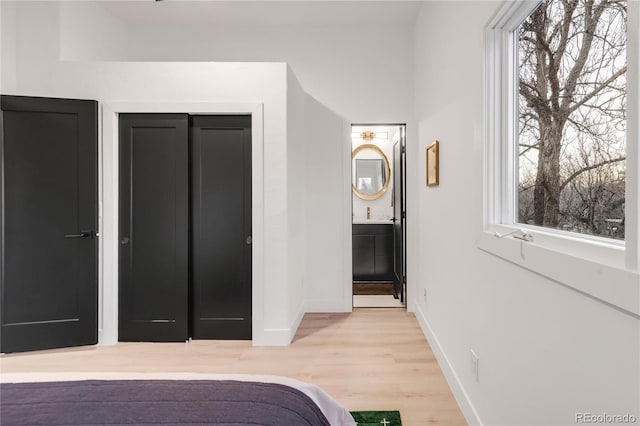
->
[470,349,479,382]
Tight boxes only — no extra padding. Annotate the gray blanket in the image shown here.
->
[0,380,332,425]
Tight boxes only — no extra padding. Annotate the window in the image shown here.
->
[517,0,627,240]
[483,0,639,313]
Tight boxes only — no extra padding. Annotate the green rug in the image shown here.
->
[350,411,402,426]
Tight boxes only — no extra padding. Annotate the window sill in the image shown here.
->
[477,227,640,317]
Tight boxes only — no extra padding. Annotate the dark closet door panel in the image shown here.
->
[191,115,251,340]
[0,95,98,353]
[119,114,189,342]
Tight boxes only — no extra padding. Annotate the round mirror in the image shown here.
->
[352,144,391,200]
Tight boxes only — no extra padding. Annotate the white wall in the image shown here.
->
[48,0,415,319]
[59,2,128,61]
[54,1,415,124]
[413,2,640,424]
[5,0,635,421]
[126,25,414,123]
[286,67,307,335]
[303,94,352,312]
[1,1,297,346]
[0,0,367,343]
[0,1,17,94]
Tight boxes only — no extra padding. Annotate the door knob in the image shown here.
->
[245,236,252,245]
[121,237,129,245]
[64,230,93,239]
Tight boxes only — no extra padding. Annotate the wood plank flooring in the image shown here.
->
[0,309,466,425]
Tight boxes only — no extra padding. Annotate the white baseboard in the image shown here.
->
[288,305,305,342]
[413,305,483,425]
[99,306,305,347]
[255,304,306,346]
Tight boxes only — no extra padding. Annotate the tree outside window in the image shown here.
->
[518,0,627,240]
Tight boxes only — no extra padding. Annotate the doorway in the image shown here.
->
[351,124,406,308]
[118,114,252,342]
[99,101,263,346]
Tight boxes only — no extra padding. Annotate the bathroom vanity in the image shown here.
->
[352,222,394,282]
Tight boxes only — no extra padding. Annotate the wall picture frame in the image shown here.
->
[426,140,439,186]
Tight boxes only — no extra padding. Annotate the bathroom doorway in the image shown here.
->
[351,124,406,308]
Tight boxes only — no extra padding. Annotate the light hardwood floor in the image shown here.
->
[0,309,466,425]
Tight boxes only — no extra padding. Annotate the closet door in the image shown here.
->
[0,95,98,353]
[119,114,189,342]
[191,115,252,340]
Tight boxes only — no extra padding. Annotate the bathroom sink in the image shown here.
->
[352,219,393,224]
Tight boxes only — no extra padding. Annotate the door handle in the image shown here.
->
[246,236,252,245]
[64,230,93,239]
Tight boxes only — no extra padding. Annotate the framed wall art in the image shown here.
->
[426,140,439,186]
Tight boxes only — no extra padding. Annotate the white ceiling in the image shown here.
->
[99,1,423,27]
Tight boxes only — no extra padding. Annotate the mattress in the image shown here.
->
[0,373,357,426]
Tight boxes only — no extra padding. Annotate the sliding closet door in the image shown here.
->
[191,116,252,340]
[0,95,98,353]
[119,114,189,342]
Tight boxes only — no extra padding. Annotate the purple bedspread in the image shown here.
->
[0,380,332,425]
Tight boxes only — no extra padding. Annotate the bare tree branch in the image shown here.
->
[568,65,627,113]
[560,156,626,190]
[560,0,607,112]
[518,0,626,238]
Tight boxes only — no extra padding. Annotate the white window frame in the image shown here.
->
[481,0,640,315]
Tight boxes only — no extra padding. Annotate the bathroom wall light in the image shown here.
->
[351,131,388,141]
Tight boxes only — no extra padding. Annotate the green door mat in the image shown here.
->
[350,411,402,426]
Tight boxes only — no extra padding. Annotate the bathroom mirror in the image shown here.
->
[352,144,391,200]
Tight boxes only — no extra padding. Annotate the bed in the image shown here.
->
[0,373,357,426]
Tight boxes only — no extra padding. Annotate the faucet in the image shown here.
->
[366,207,371,220]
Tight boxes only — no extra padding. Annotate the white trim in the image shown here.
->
[478,231,640,316]
[483,0,640,315]
[342,121,354,313]
[99,101,264,346]
[262,305,304,346]
[484,0,541,227]
[486,1,540,32]
[289,304,305,344]
[97,102,104,339]
[626,0,640,271]
[254,330,291,347]
[413,305,483,426]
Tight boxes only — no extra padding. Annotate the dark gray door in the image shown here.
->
[119,114,189,342]
[191,115,252,340]
[392,127,406,303]
[0,95,98,353]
